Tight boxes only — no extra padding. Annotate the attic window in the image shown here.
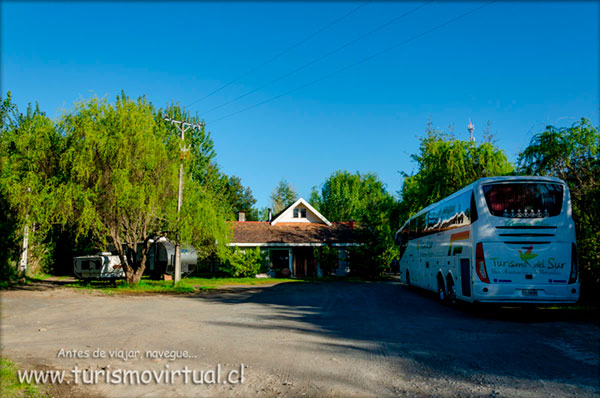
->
[301,209,307,218]
[293,209,299,218]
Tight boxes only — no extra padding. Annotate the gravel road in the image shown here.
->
[1,280,598,397]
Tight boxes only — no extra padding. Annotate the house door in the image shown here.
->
[293,248,316,277]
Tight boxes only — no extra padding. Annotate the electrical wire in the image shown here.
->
[186,1,372,108]
[209,1,495,124]
[200,1,433,116]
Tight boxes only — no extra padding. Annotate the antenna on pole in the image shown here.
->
[467,119,475,142]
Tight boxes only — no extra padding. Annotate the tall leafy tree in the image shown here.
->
[58,94,229,284]
[270,179,297,213]
[310,170,400,276]
[0,93,64,275]
[399,123,513,221]
[518,118,600,299]
[220,175,258,220]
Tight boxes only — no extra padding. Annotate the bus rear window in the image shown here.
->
[482,183,563,218]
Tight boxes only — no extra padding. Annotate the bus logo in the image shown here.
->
[519,246,538,264]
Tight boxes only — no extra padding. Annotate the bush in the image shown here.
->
[220,247,266,277]
[313,245,339,276]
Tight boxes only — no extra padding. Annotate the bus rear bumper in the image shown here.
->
[471,282,580,303]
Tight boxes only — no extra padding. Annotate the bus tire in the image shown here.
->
[406,270,411,286]
[437,276,446,303]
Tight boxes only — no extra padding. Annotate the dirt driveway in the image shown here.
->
[1,281,598,397]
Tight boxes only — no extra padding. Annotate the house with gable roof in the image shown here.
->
[229,198,360,277]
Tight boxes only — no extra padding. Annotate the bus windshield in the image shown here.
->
[482,183,563,218]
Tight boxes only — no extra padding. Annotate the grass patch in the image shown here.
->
[63,276,305,295]
[62,275,394,295]
[66,279,199,295]
[183,277,300,287]
[0,358,45,398]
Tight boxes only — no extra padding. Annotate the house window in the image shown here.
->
[301,209,307,218]
[293,209,299,218]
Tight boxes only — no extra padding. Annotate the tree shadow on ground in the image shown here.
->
[185,281,600,392]
[2,277,77,291]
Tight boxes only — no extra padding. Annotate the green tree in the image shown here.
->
[58,94,229,284]
[0,93,64,276]
[0,92,20,279]
[399,122,513,221]
[518,118,600,300]
[310,170,400,276]
[220,175,258,221]
[270,179,297,214]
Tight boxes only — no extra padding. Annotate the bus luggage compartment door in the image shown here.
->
[460,258,471,297]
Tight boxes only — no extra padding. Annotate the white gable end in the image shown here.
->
[271,198,331,226]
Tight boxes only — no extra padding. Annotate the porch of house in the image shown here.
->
[265,246,349,278]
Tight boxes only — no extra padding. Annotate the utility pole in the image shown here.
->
[163,115,204,283]
[19,217,29,276]
[19,187,32,276]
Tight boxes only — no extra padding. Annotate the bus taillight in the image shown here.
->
[569,243,578,284]
[475,242,490,283]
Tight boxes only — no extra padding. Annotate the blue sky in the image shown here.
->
[2,1,598,209]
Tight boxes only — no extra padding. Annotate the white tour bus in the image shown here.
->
[395,176,579,304]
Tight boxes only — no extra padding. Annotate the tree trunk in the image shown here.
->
[125,269,143,285]
[110,232,151,286]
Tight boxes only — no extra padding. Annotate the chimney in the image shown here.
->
[268,208,272,222]
[237,211,246,222]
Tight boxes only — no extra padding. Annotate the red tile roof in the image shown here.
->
[230,221,359,245]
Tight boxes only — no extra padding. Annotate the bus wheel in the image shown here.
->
[437,277,446,303]
[406,270,411,286]
[446,277,457,305]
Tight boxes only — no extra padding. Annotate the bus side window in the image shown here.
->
[399,228,409,258]
[440,202,456,230]
[456,191,472,226]
[417,213,427,237]
[426,207,440,233]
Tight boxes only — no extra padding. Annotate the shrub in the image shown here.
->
[220,247,265,277]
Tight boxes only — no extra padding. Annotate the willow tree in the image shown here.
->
[58,94,230,284]
[57,95,176,283]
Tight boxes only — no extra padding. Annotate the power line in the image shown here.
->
[210,1,495,124]
[186,0,372,108]
[200,1,433,117]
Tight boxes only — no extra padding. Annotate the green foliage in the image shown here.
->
[57,94,177,283]
[177,175,232,264]
[0,92,64,279]
[271,179,297,213]
[57,94,231,284]
[518,118,600,301]
[313,245,339,276]
[219,247,266,277]
[158,103,257,222]
[219,175,258,220]
[399,122,514,221]
[311,170,400,277]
